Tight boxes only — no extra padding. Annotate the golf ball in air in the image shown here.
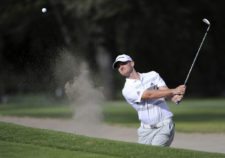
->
[42,8,47,13]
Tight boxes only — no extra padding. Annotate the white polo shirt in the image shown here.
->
[122,71,173,125]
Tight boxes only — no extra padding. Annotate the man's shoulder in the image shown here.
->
[122,80,133,91]
[141,71,159,77]
[122,79,137,95]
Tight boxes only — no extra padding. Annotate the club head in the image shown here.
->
[202,18,210,25]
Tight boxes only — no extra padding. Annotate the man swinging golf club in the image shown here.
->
[113,18,210,146]
[113,54,186,146]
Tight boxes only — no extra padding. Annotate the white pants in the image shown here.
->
[137,119,175,146]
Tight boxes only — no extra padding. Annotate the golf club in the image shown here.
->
[176,18,210,104]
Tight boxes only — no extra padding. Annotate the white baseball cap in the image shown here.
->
[112,54,133,69]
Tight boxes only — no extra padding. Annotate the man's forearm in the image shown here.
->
[141,85,185,100]
[141,89,174,100]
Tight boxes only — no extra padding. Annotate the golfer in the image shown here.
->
[112,54,186,146]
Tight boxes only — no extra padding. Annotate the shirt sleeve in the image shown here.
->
[151,71,167,87]
[122,86,144,104]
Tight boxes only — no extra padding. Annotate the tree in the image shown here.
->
[1,0,225,98]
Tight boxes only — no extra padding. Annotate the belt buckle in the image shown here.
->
[150,124,157,129]
[142,123,158,129]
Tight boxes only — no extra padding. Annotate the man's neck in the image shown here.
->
[128,69,140,80]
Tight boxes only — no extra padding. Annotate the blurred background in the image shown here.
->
[1,0,225,102]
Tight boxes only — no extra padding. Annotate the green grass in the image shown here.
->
[0,122,225,158]
[0,105,72,118]
[1,95,225,133]
[0,140,111,158]
[169,99,225,133]
[0,94,73,118]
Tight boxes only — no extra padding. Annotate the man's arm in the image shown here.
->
[159,86,183,103]
[141,85,185,100]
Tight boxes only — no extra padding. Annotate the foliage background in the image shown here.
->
[1,0,225,99]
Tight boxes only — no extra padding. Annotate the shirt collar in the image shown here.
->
[126,73,143,82]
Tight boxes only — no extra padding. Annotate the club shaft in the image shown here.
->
[184,25,210,85]
[176,25,210,105]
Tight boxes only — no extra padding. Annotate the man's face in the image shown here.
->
[117,61,134,77]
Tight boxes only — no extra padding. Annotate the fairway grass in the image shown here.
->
[0,94,73,118]
[1,95,225,133]
[0,122,225,158]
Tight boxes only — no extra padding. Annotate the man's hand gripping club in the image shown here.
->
[171,85,186,104]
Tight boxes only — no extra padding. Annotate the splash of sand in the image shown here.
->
[65,61,105,124]
[54,50,105,127]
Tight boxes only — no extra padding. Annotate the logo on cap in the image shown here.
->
[112,54,133,69]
